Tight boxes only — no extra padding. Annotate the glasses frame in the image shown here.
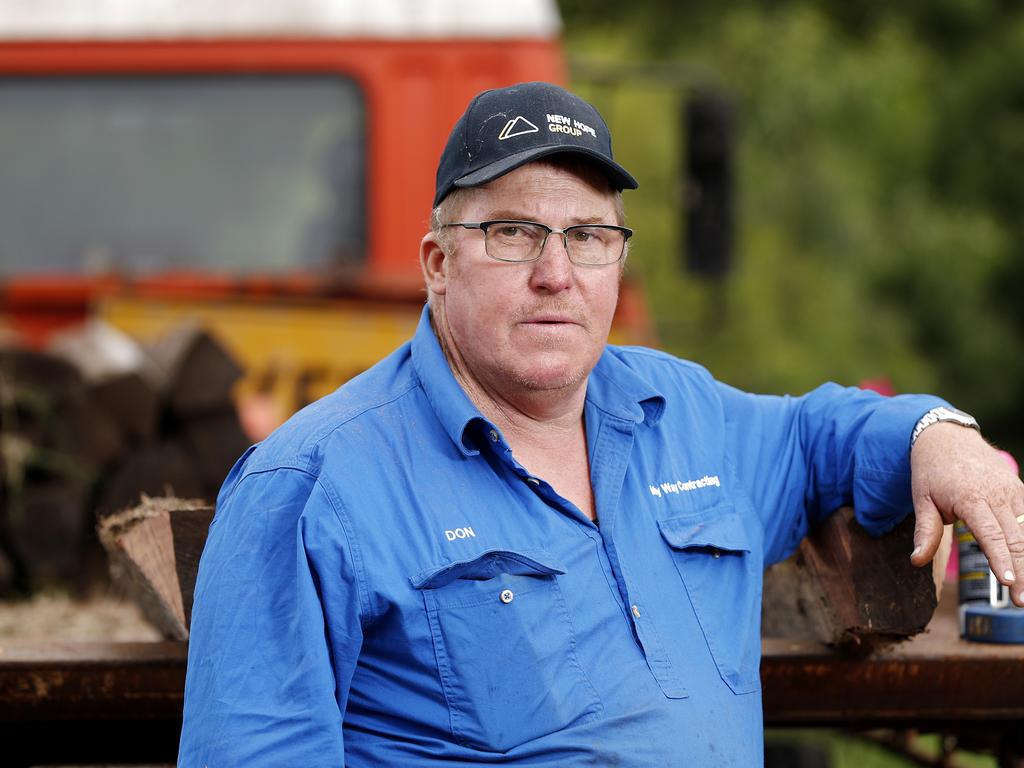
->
[440,219,633,266]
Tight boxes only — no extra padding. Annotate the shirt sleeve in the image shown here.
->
[178,463,364,767]
[716,381,949,566]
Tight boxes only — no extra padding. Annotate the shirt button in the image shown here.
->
[631,604,641,619]
[489,429,499,443]
[526,477,540,486]
[711,549,721,559]
[500,589,514,604]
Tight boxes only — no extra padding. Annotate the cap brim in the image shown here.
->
[453,145,638,194]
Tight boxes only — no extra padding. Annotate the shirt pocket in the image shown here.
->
[410,548,603,753]
[657,506,761,694]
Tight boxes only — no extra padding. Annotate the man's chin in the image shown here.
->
[509,357,591,393]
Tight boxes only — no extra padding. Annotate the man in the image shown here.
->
[179,82,1024,767]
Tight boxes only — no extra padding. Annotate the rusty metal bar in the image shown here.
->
[0,640,187,721]
[1,635,1021,725]
[761,639,1024,725]
[0,641,186,765]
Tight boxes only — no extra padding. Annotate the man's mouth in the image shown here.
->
[522,314,578,325]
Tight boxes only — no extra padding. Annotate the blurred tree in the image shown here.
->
[562,0,1024,457]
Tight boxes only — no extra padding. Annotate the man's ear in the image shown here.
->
[420,231,449,296]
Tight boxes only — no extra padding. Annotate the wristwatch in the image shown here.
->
[910,406,981,447]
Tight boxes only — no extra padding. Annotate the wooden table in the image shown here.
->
[1,591,1021,765]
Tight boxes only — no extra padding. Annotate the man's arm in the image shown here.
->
[717,379,1024,605]
[717,380,947,566]
[178,466,363,767]
[909,423,1024,606]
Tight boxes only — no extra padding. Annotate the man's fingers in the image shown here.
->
[1007,493,1024,606]
[993,491,1024,582]
[958,498,1016,591]
[911,495,944,567]
[976,475,1024,606]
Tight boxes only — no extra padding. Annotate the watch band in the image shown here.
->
[910,406,981,447]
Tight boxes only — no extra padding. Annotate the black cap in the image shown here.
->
[433,81,639,207]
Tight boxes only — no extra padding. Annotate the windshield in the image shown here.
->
[0,75,365,277]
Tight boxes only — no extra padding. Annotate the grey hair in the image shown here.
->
[430,187,473,252]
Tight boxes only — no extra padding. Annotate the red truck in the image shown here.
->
[0,0,652,437]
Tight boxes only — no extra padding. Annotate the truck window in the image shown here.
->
[0,75,365,277]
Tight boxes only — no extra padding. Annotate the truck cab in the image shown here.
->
[0,0,651,435]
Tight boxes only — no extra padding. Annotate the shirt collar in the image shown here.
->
[410,305,491,457]
[588,348,666,426]
[410,305,667,456]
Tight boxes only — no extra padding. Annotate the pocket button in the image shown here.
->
[499,589,514,604]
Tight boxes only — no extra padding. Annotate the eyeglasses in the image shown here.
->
[440,220,632,266]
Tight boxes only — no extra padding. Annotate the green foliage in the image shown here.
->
[563,0,1024,455]
[766,729,998,768]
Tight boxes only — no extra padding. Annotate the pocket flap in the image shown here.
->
[657,508,751,553]
[410,548,566,590]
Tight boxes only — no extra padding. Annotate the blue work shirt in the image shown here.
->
[180,306,945,767]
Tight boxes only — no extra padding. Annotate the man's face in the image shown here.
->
[424,161,623,400]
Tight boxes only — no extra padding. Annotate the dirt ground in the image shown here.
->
[0,588,161,641]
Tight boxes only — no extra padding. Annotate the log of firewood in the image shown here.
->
[47,318,150,382]
[89,372,160,443]
[146,325,243,415]
[0,351,109,590]
[97,496,214,640]
[181,410,251,496]
[9,478,91,585]
[0,353,101,456]
[762,506,952,653]
[0,348,83,402]
[61,387,124,466]
[95,440,205,519]
[2,340,124,465]
[48,319,161,443]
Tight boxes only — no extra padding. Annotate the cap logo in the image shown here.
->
[497,116,539,141]
[545,113,597,139]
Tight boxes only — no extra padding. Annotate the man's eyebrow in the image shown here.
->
[481,209,572,222]
[481,211,613,225]
[481,209,532,221]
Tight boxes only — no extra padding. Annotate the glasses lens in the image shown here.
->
[484,222,547,262]
[566,226,625,265]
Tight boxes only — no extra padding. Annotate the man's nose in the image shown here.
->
[528,232,574,292]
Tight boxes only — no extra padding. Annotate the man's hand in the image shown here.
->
[910,422,1024,607]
